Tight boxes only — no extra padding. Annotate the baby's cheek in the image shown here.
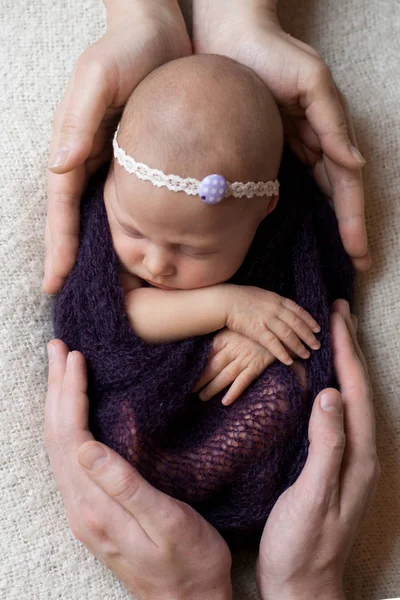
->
[112,235,140,268]
[183,258,227,288]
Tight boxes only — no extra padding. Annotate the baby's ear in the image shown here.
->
[265,195,279,216]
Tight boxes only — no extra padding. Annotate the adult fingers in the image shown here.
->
[45,164,84,285]
[324,153,368,268]
[78,441,193,547]
[299,57,365,170]
[330,310,380,517]
[43,217,66,293]
[330,311,376,459]
[323,154,368,271]
[293,388,345,512]
[44,339,70,446]
[331,300,370,394]
[322,91,370,270]
[48,55,114,173]
[58,350,91,437]
[312,159,332,198]
[44,342,152,558]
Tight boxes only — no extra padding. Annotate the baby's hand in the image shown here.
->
[224,285,321,366]
[192,328,276,406]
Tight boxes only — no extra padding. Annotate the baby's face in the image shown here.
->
[104,163,267,290]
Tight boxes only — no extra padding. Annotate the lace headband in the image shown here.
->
[112,124,279,205]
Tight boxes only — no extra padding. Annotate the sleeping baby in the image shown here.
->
[55,53,353,533]
[105,54,321,406]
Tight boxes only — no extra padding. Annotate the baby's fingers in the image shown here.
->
[192,349,231,393]
[269,318,311,360]
[199,360,241,402]
[221,368,259,406]
[279,307,321,351]
[281,298,320,333]
[257,332,293,366]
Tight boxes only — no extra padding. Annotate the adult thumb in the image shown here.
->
[296,388,346,502]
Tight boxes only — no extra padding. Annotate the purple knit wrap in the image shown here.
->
[54,150,354,534]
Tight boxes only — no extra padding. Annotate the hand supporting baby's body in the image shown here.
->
[124,279,320,404]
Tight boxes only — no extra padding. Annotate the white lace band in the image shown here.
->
[112,124,279,205]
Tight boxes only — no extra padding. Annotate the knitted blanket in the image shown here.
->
[54,149,354,533]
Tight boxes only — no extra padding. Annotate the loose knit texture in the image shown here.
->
[54,149,354,533]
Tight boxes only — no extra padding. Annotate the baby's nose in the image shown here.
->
[143,248,174,277]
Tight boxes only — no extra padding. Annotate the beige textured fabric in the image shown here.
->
[0,1,398,598]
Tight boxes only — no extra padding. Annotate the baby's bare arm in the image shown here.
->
[125,283,320,363]
[125,284,230,343]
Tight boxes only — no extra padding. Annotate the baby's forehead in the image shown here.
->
[113,160,254,236]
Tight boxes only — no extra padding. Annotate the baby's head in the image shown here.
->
[105,54,283,290]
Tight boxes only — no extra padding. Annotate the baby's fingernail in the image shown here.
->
[312,341,321,350]
[48,146,69,169]
[313,326,321,333]
[286,358,294,365]
[79,444,108,472]
[320,390,343,414]
[351,145,366,166]
[303,350,311,359]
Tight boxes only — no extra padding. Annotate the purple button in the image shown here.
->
[199,174,228,204]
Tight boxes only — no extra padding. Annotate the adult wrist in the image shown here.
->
[197,580,233,600]
[259,581,346,600]
[156,580,233,600]
[104,0,182,26]
[202,0,278,15]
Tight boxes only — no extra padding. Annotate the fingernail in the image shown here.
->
[320,390,343,414]
[48,147,69,169]
[351,145,366,166]
[47,343,56,361]
[79,444,108,472]
[66,352,74,370]
[313,326,321,333]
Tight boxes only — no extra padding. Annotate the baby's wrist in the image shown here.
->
[218,284,239,330]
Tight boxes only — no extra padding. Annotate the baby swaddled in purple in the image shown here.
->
[54,56,354,534]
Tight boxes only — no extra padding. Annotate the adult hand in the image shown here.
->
[45,0,192,294]
[193,0,370,271]
[44,339,232,600]
[256,299,380,600]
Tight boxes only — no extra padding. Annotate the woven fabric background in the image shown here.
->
[0,1,398,598]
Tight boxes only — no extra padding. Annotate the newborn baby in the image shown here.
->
[104,54,320,405]
[55,54,354,533]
